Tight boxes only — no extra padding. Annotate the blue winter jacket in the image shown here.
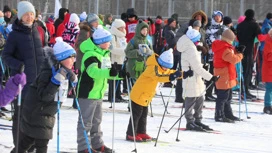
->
[260,18,272,51]
[2,18,44,98]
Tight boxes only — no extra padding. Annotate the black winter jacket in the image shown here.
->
[2,18,44,98]
[21,48,61,139]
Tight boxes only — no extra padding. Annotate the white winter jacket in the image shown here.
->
[109,26,127,64]
[176,35,213,97]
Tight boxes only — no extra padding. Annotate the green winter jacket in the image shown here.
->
[125,21,153,78]
[77,38,113,99]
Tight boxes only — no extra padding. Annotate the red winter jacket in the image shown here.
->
[46,22,55,44]
[125,19,138,42]
[262,35,272,82]
[212,40,243,89]
[56,13,70,37]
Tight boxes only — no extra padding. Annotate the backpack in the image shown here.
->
[153,29,167,55]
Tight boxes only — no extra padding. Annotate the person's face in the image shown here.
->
[64,11,68,16]
[141,27,148,36]
[108,16,113,22]
[21,12,35,25]
[214,15,222,23]
[4,11,11,18]
[90,21,99,29]
[61,56,76,69]
[128,16,136,22]
[170,20,176,28]
[117,26,126,33]
[195,15,202,21]
[99,42,111,50]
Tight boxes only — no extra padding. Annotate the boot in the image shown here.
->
[195,122,213,131]
[263,106,272,114]
[137,133,152,141]
[215,116,235,123]
[186,122,205,131]
[93,145,114,153]
[126,135,143,142]
[226,115,243,121]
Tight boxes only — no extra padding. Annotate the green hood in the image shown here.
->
[135,20,149,40]
[80,38,96,54]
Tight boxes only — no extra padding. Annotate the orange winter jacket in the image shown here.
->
[212,40,243,89]
[262,35,272,82]
[130,54,176,107]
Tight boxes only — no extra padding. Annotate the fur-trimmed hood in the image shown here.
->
[191,10,208,26]
[41,47,59,70]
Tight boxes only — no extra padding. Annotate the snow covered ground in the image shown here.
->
[0,87,271,153]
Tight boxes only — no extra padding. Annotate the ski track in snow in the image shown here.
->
[0,88,271,153]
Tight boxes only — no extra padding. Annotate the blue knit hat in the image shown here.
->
[186,26,201,43]
[93,28,112,45]
[157,48,174,69]
[53,37,76,61]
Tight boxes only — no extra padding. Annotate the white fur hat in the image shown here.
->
[17,1,36,20]
[69,13,80,24]
[112,19,126,28]
[186,26,201,43]
[157,48,174,69]
[53,37,76,61]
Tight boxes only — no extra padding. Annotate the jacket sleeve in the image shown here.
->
[0,76,18,107]
[205,28,216,47]
[84,56,110,79]
[222,49,243,65]
[2,33,24,72]
[153,66,175,82]
[124,42,141,58]
[187,47,213,81]
[164,29,176,48]
[111,37,125,56]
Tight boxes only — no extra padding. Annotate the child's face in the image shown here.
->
[61,56,75,69]
[99,42,111,50]
[141,27,148,36]
[214,15,222,23]
[128,16,136,22]
[91,21,99,29]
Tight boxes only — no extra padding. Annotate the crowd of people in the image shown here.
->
[0,1,271,153]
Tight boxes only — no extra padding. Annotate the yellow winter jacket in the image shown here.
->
[130,54,176,107]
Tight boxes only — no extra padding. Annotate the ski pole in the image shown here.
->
[159,91,169,114]
[150,102,153,117]
[70,83,92,153]
[238,62,242,120]
[15,65,24,153]
[112,76,116,153]
[126,75,137,153]
[164,77,219,134]
[154,80,176,147]
[57,94,60,153]
[241,74,251,119]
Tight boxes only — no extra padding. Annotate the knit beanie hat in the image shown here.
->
[3,5,11,13]
[92,28,112,45]
[69,13,80,25]
[221,29,235,44]
[223,16,232,25]
[112,19,125,28]
[86,13,99,24]
[167,18,175,25]
[245,9,255,19]
[237,15,246,24]
[47,15,55,23]
[213,10,223,19]
[266,13,272,20]
[79,12,87,22]
[157,48,174,69]
[186,26,201,43]
[53,37,76,61]
[17,1,35,20]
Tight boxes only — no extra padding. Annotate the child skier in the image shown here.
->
[212,29,244,122]
[76,28,116,153]
[177,26,219,131]
[126,48,194,142]
[0,72,26,107]
[262,29,272,114]
[18,37,77,152]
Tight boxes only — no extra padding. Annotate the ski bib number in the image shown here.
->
[128,24,137,34]
[119,38,127,49]
[54,79,69,102]
[101,57,112,69]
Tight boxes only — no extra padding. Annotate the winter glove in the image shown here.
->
[119,69,127,78]
[203,63,209,71]
[65,68,78,87]
[51,67,68,85]
[12,73,26,86]
[235,45,246,54]
[169,71,182,81]
[147,17,154,24]
[110,65,118,77]
[209,75,220,82]
[183,69,194,79]
[196,45,208,54]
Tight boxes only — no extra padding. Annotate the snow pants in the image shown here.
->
[184,96,204,123]
[77,98,103,151]
[17,132,49,153]
[215,89,234,118]
[265,82,272,107]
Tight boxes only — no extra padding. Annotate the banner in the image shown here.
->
[54,0,62,18]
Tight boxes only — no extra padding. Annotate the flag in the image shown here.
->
[54,0,62,18]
